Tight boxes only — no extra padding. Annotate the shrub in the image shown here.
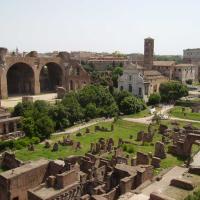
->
[127,146,135,154]
[148,93,161,105]
[186,79,193,85]
[185,190,200,200]
[76,132,82,137]
[159,81,188,103]
[120,96,146,114]
[122,144,127,151]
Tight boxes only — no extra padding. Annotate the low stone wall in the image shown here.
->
[170,178,194,190]
[150,192,175,200]
[189,166,200,175]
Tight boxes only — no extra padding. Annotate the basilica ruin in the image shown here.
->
[0,48,90,99]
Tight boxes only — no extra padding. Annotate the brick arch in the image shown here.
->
[0,61,36,98]
[38,62,65,93]
[182,134,200,157]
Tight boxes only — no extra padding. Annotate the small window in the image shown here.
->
[128,84,132,92]
[129,75,132,81]
[139,88,142,96]
[120,86,123,91]
[13,197,19,200]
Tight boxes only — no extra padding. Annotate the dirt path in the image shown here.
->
[123,105,200,124]
[1,93,58,108]
[123,105,173,124]
[52,118,113,136]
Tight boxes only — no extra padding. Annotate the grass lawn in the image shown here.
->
[14,119,199,173]
[123,109,151,118]
[169,106,200,121]
[15,120,148,161]
[161,119,200,129]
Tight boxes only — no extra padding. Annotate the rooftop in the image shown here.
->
[123,62,144,70]
[0,116,21,124]
[153,61,176,67]
[0,159,49,179]
[175,63,195,67]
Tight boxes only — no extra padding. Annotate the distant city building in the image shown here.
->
[119,38,169,101]
[126,53,144,66]
[152,61,197,83]
[118,62,168,102]
[183,48,200,80]
[183,48,200,63]
[144,37,154,69]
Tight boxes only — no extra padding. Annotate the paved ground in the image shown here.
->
[170,117,200,123]
[123,105,200,124]
[123,105,173,124]
[124,166,188,200]
[1,93,58,108]
[52,118,113,136]
[191,150,200,167]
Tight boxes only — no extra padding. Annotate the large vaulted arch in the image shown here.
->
[39,62,63,93]
[7,62,35,96]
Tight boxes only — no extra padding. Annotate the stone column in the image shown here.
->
[34,73,40,95]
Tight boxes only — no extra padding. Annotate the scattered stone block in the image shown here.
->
[154,141,166,159]
[189,166,200,175]
[28,144,34,151]
[52,143,59,152]
[151,157,161,168]
[150,192,175,200]
[170,178,194,190]
[57,87,66,99]
[136,152,149,165]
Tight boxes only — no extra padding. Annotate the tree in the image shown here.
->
[49,103,70,130]
[12,101,33,117]
[159,81,188,103]
[84,103,97,120]
[35,115,54,140]
[62,92,83,125]
[120,96,146,115]
[21,117,35,138]
[113,90,132,107]
[78,84,118,118]
[13,100,55,140]
[112,67,123,88]
[148,93,161,105]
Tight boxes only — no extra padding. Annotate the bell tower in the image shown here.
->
[144,37,154,69]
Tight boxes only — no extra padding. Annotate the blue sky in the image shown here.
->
[0,0,200,54]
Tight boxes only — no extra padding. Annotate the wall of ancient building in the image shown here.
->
[3,161,49,200]
[0,51,90,99]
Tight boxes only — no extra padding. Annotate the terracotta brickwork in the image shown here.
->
[0,50,90,99]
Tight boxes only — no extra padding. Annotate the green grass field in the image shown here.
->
[13,119,200,173]
[123,109,151,118]
[169,106,200,121]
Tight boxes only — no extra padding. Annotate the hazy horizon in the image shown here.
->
[1,0,200,55]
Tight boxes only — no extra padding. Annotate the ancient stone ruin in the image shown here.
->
[0,153,154,200]
[0,49,90,99]
[168,124,200,158]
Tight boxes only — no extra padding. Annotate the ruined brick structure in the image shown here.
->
[0,108,23,141]
[0,49,90,99]
[168,124,200,158]
[0,153,153,200]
